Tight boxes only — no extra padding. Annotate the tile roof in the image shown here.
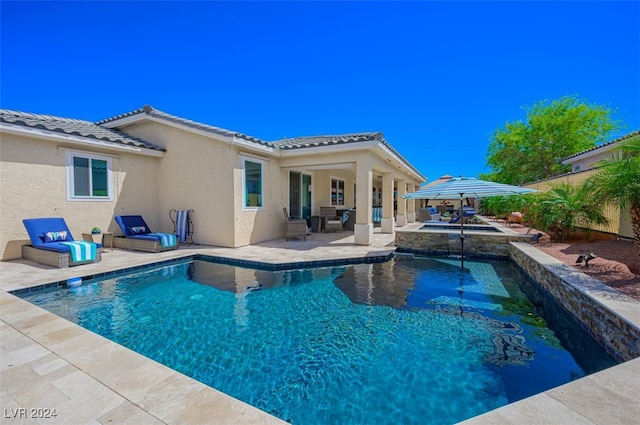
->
[96,105,271,146]
[562,130,640,161]
[98,105,424,178]
[0,109,165,152]
[273,132,425,179]
[3,105,425,180]
[272,132,385,149]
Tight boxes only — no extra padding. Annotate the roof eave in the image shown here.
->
[278,140,426,182]
[375,141,427,182]
[102,112,275,155]
[561,141,620,165]
[0,123,165,157]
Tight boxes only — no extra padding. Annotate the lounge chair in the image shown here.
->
[320,206,343,233]
[22,217,102,268]
[113,215,179,252]
[449,207,476,224]
[283,208,307,241]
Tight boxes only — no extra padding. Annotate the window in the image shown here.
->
[243,158,263,208]
[66,152,112,200]
[331,178,345,206]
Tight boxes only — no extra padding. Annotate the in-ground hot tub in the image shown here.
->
[397,219,533,259]
[419,223,501,232]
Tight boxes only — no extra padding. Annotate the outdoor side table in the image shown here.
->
[82,232,113,252]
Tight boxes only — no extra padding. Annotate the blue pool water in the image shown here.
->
[19,255,616,424]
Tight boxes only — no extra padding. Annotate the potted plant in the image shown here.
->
[91,227,101,234]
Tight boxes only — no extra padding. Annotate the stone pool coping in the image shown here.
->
[1,229,639,424]
[510,242,640,362]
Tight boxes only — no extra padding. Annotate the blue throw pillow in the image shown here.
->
[44,231,68,243]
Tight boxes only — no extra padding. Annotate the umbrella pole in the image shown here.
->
[459,193,464,269]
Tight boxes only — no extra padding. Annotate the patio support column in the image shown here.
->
[396,179,407,227]
[407,183,416,223]
[381,173,394,233]
[354,157,373,245]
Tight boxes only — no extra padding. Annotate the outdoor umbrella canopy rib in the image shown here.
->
[403,177,538,268]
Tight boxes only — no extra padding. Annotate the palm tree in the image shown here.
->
[525,184,608,242]
[587,134,640,253]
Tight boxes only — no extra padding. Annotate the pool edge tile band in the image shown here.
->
[7,253,395,294]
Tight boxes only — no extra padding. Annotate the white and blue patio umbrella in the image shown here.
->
[404,177,537,267]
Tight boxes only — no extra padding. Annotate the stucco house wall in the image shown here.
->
[232,149,287,247]
[1,105,427,258]
[113,120,292,248]
[0,131,160,260]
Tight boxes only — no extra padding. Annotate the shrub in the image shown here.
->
[524,183,608,242]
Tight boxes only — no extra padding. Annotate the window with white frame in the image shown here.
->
[243,157,263,208]
[330,177,345,206]
[66,151,112,200]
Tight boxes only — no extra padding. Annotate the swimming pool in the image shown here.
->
[18,254,616,424]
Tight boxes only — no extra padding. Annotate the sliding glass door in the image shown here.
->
[289,171,312,219]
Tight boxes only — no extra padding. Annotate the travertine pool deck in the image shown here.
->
[1,225,638,424]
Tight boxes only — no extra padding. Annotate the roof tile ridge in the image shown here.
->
[1,108,95,125]
[97,105,271,146]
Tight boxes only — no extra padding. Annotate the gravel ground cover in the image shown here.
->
[499,221,640,301]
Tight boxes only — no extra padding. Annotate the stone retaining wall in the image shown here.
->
[510,242,640,362]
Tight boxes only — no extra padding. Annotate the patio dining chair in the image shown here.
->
[283,208,307,241]
[320,206,343,233]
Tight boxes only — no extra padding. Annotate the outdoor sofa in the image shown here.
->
[418,207,441,222]
[113,215,179,253]
[22,217,102,268]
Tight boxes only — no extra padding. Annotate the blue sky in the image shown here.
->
[2,1,638,183]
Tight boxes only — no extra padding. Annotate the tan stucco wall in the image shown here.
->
[0,132,160,260]
[312,169,356,212]
[121,121,240,247]
[119,122,289,248]
[232,153,286,246]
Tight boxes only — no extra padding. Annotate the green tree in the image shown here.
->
[524,184,608,242]
[586,133,640,253]
[483,95,620,185]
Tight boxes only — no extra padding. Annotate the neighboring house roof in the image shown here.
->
[97,105,270,147]
[561,130,640,163]
[0,108,165,152]
[421,174,454,188]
